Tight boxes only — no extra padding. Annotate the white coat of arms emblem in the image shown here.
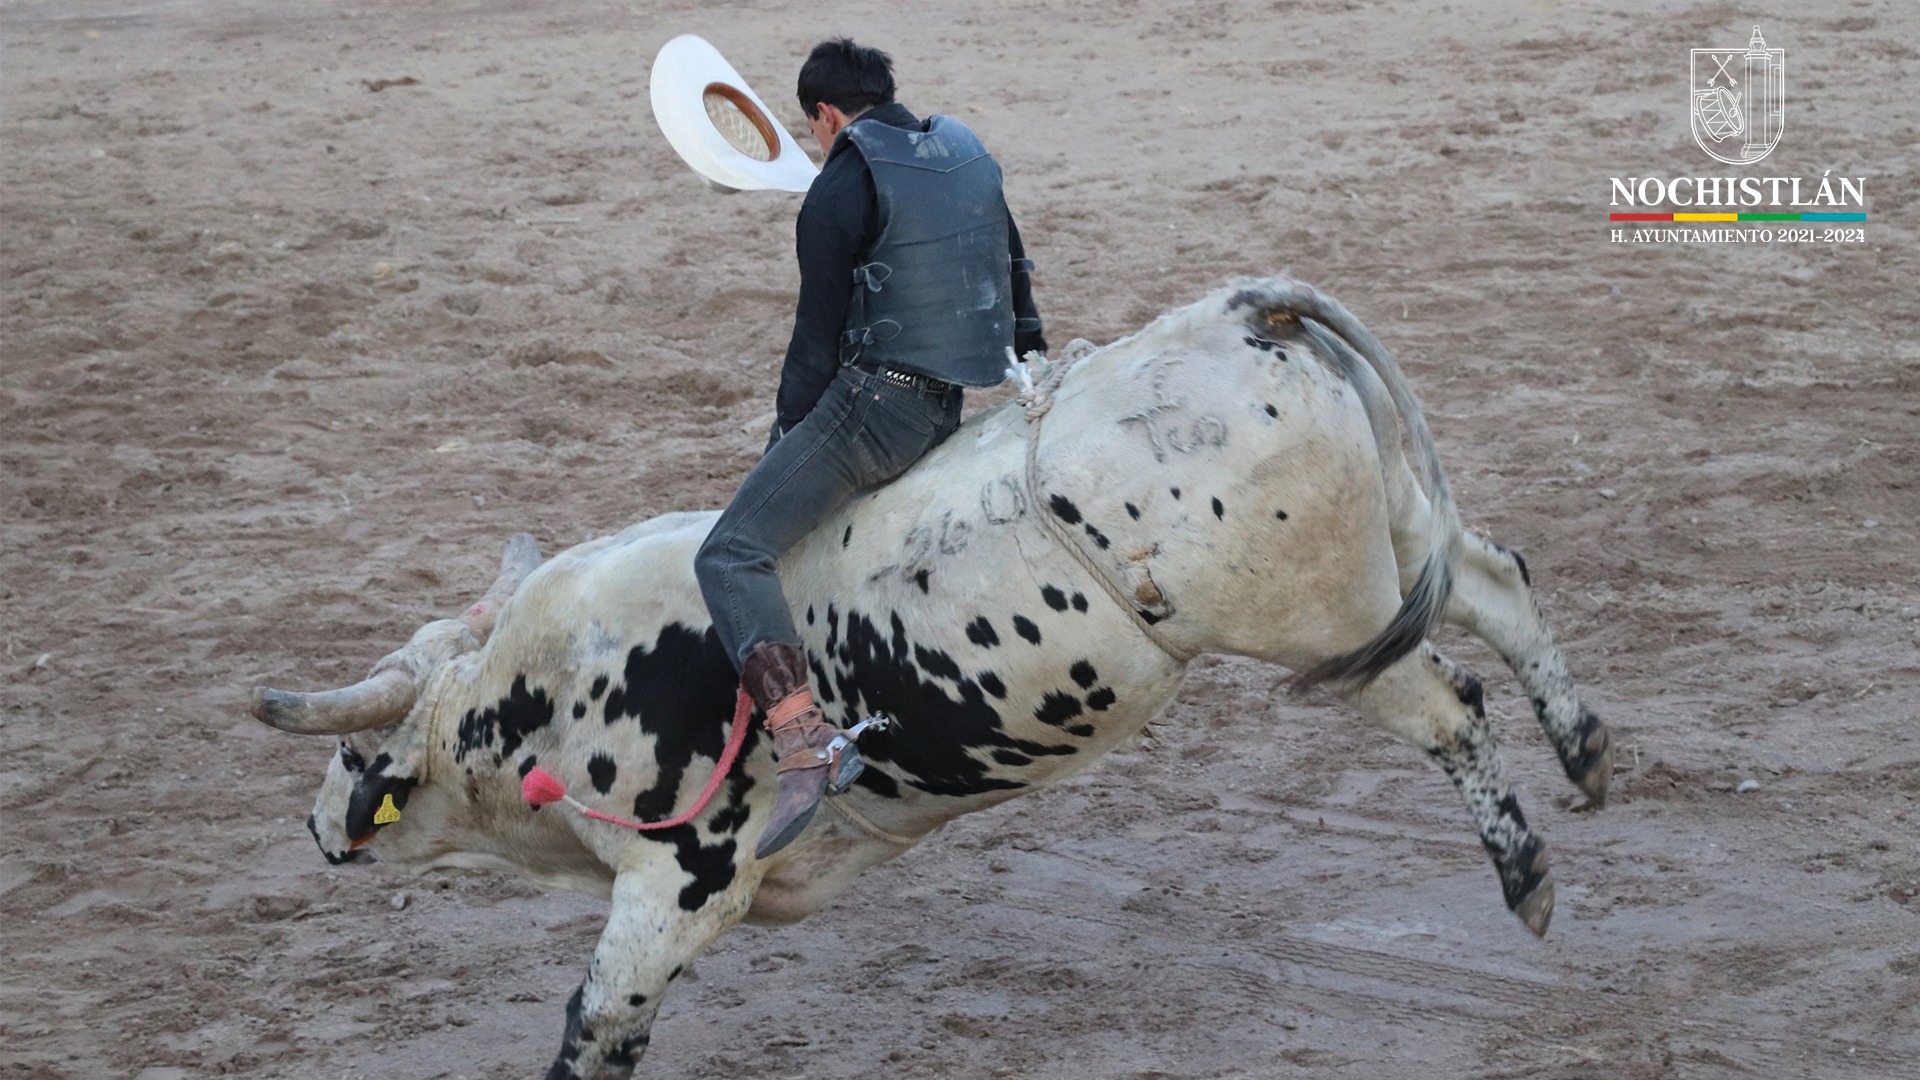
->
[1690,26,1785,165]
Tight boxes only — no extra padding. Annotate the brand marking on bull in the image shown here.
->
[1117,356,1229,463]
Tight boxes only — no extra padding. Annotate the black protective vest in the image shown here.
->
[840,116,1016,387]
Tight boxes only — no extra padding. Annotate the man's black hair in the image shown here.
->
[796,38,895,120]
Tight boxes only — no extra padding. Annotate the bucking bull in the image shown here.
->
[251,278,1613,1079]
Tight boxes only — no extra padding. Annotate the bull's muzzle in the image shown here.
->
[308,812,369,865]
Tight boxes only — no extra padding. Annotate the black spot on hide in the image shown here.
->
[1265,403,1278,417]
[809,655,837,705]
[603,624,758,825]
[709,769,757,834]
[828,608,1076,797]
[518,756,538,777]
[965,616,1000,648]
[913,568,931,594]
[571,701,587,720]
[1041,585,1069,612]
[1071,593,1089,613]
[1125,502,1141,520]
[1047,494,1083,525]
[655,825,739,912]
[1069,660,1098,688]
[1084,524,1111,550]
[1275,509,1289,521]
[1212,497,1225,520]
[1170,487,1181,500]
[456,675,556,763]
[1453,671,1486,719]
[842,524,852,548]
[588,753,618,795]
[1086,687,1116,711]
[978,671,1007,698]
[1498,792,1529,833]
[913,645,963,683]
[806,605,815,625]
[588,675,608,701]
[1033,691,1083,728]
[1012,615,1041,645]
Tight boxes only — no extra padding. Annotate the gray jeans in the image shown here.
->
[696,366,963,672]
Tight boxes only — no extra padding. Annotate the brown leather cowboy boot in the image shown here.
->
[742,641,855,858]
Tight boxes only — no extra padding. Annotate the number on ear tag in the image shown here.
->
[374,793,402,825]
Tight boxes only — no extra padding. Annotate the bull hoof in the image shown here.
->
[1514,874,1555,937]
[1501,833,1553,937]
[1567,711,1614,809]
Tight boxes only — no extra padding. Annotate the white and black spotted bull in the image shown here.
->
[251,277,1613,1079]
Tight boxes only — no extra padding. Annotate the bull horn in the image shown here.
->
[457,532,543,643]
[250,668,417,735]
[250,533,541,734]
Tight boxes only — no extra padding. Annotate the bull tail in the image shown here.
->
[1232,279,1462,690]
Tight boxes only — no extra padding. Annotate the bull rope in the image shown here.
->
[823,790,920,847]
[1009,346,1195,664]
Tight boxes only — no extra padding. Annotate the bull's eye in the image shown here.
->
[338,741,369,772]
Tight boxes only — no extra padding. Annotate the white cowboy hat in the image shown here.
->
[650,34,818,194]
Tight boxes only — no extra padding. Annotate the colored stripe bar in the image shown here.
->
[1609,212,1867,222]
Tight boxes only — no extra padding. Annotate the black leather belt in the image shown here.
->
[850,362,955,396]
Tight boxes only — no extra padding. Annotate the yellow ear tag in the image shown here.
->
[373,793,402,825]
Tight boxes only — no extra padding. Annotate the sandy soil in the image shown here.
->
[3,0,1918,1077]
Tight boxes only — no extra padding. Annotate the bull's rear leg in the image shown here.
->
[1345,644,1554,935]
[545,861,745,1080]
[1445,535,1614,806]
[1381,461,1613,805]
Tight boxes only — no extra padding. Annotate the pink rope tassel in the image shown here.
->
[520,688,754,831]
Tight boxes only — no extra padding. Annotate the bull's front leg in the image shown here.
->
[1345,644,1555,936]
[545,855,751,1080]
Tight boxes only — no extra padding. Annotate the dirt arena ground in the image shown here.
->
[3,0,1917,1077]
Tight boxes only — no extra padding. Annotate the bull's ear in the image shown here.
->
[337,740,370,773]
